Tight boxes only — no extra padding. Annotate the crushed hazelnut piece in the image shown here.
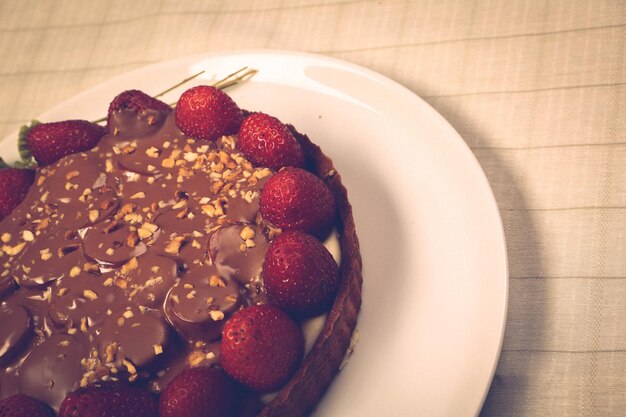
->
[153,344,164,355]
[69,266,82,278]
[1,233,11,243]
[187,351,205,367]
[122,310,134,319]
[209,310,224,321]
[123,360,137,375]
[89,210,100,223]
[209,275,225,287]
[21,230,35,242]
[121,257,139,274]
[130,192,146,199]
[239,226,255,240]
[105,342,119,363]
[83,290,98,300]
[146,147,161,158]
[161,158,175,168]
[164,236,187,254]
[2,242,26,256]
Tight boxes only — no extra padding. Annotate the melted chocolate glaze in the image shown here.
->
[0,110,275,410]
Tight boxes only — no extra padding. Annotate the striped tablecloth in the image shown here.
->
[0,1,624,416]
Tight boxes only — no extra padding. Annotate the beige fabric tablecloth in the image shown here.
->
[0,1,624,416]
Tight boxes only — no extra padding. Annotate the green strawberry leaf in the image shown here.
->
[17,120,39,167]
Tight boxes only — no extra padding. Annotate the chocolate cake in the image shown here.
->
[0,88,362,417]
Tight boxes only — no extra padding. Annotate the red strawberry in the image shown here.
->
[0,394,55,417]
[107,89,171,128]
[238,113,305,170]
[25,120,107,166]
[58,382,157,417]
[259,167,336,239]
[0,168,35,221]
[221,305,304,393]
[175,86,242,141]
[159,367,239,417]
[263,231,339,316]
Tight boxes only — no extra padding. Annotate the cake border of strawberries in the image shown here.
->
[259,127,363,417]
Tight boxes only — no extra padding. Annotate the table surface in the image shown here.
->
[0,1,624,416]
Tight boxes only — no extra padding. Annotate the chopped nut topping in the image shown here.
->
[153,344,164,355]
[126,231,140,248]
[83,290,98,300]
[123,359,137,374]
[105,342,119,363]
[239,226,255,240]
[65,171,80,180]
[1,233,11,243]
[69,266,82,278]
[121,257,139,274]
[209,275,225,287]
[164,236,187,254]
[130,192,146,199]
[146,147,161,158]
[187,351,205,367]
[209,310,224,321]
[183,152,198,162]
[2,242,26,256]
[89,210,100,223]
[22,230,35,242]
[122,310,134,319]
[161,158,175,169]
[40,248,53,261]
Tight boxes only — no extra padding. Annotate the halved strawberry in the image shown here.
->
[159,366,239,417]
[107,89,171,129]
[221,305,304,393]
[238,113,305,170]
[0,168,35,221]
[0,394,56,417]
[259,167,336,239]
[25,120,107,166]
[263,231,339,316]
[175,85,242,141]
[58,382,157,417]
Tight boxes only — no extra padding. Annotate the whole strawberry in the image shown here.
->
[175,85,242,141]
[263,231,339,316]
[159,367,239,417]
[107,89,171,128]
[0,168,35,221]
[238,113,305,171]
[0,394,55,417]
[259,167,336,239]
[221,305,304,393]
[25,120,107,166]
[58,382,157,417]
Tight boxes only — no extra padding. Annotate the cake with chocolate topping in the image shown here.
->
[0,84,362,417]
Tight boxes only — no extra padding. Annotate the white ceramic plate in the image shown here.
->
[0,50,508,417]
